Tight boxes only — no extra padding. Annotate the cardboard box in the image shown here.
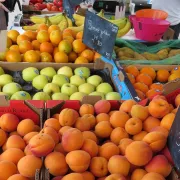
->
[0,30,7,52]
[0,96,44,180]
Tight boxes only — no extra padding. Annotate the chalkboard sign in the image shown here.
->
[63,0,74,20]
[69,0,84,7]
[83,11,118,59]
[168,107,180,171]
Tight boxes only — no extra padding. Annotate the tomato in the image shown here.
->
[47,3,53,11]
[41,3,47,9]
[51,5,59,11]
[34,3,42,10]
[53,0,63,7]
[59,7,63,12]
[36,0,43,3]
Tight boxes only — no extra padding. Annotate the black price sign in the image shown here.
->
[83,11,118,59]
[63,0,74,20]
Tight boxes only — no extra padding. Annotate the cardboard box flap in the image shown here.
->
[0,31,7,53]
[163,79,180,95]
[81,96,102,105]
[0,95,9,106]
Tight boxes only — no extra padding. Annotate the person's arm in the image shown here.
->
[0,0,10,12]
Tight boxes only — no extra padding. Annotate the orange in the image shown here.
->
[94,52,101,62]
[76,31,83,39]
[80,49,94,62]
[7,37,12,48]
[37,30,50,43]
[62,32,73,39]
[40,42,54,54]
[136,73,153,87]
[32,40,41,50]
[19,40,33,54]
[146,89,162,99]
[150,83,163,91]
[54,51,68,63]
[133,82,149,94]
[63,29,76,38]
[136,89,146,100]
[156,69,170,83]
[50,30,62,46]
[168,72,180,82]
[6,50,21,62]
[17,35,30,45]
[63,36,74,44]
[75,57,89,64]
[171,66,180,74]
[125,65,139,78]
[72,39,86,54]
[37,24,48,32]
[68,51,78,62]
[58,40,72,54]
[23,30,37,41]
[127,73,135,84]
[140,67,156,80]
[48,25,60,34]
[53,47,59,56]
[9,45,19,52]
[7,30,20,43]
[40,52,53,62]
[24,50,40,63]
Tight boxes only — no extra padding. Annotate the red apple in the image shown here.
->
[59,7,63,12]
[51,5,59,11]
[47,3,53,11]
[161,146,174,166]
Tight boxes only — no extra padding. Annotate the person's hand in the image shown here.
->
[0,0,5,2]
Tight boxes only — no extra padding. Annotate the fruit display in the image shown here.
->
[41,97,177,179]
[115,47,180,60]
[125,65,180,100]
[0,66,120,101]
[0,113,42,179]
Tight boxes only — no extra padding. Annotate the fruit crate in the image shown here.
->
[0,96,44,180]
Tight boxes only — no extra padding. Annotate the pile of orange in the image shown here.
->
[125,65,180,100]
[5,24,101,63]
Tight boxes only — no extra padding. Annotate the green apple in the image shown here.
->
[70,92,87,101]
[32,92,51,100]
[3,83,22,96]
[89,92,105,99]
[74,67,90,78]
[11,91,31,100]
[40,67,56,80]
[0,74,13,86]
[52,74,69,87]
[0,67,4,75]
[96,83,113,94]
[52,93,69,100]
[106,92,121,100]
[61,83,78,96]
[32,75,49,90]
[0,92,10,100]
[0,52,6,61]
[22,67,39,82]
[43,83,60,95]
[87,75,102,87]
[78,83,95,94]
[57,66,73,78]
[70,75,86,87]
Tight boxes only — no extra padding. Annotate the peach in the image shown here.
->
[52,113,60,120]
[23,132,38,144]
[54,143,66,155]
[81,171,95,180]
[61,173,84,180]
[82,131,98,143]
[96,113,110,123]
[143,132,167,152]
[81,114,96,129]
[75,117,91,131]
[41,127,59,144]
[175,94,180,107]
[17,119,35,136]
[150,126,169,137]
[161,146,174,165]
[99,142,119,160]
[29,133,55,157]
[172,107,178,114]
[105,174,126,180]
[125,141,153,166]
[0,129,7,146]
[6,135,26,150]
[52,176,63,180]
[90,157,108,177]
[97,178,106,180]
[132,131,148,141]
[131,169,147,180]
[62,128,84,152]
[94,100,111,114]
[24,145,33,155]
[110,127,129,145]
[59,126,72,135]
[110,111,130,128]
[119,100,137,113]
[153,95,167,101]
[17,155,42,178]
[142,172,165,180]
[2,142,7,151]
[79,104,94,116]
[169,104,174,112]
[131,105,149,121]
[66,150,91,172]
[95,121,113,138]
[44,118,61,132]
[0,161,17,180]
[109,110,116,117]
[108,155,130,176]
[7,174,30,180]
[118,138,133,155]
[59,108,79,126]
[160,113,175,131]
[81,139,99,158]
[45,152,68,176]
[9,131,19,136]
[143,116,161,132]
[34,125,40,132]
[145,155,172,177]
[148,99,170,118]
[125,118,143,135]
[0,148,25,165]
[0,113,19,132]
